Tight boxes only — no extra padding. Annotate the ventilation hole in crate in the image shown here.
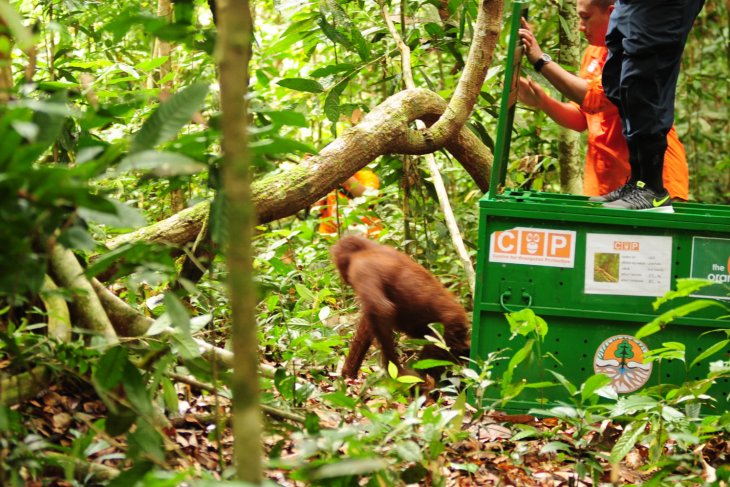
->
[559,281,564,286]
[583,339,588,344]
[581,367,586,372]
[497,333,502,338]
[553,364,559,369]
[582,354,588,358]
[555,337,560,342]
[554,351,559,356]
[694,376,700,381]
[725,378,729,383]
[697,348,703,352]
[666,373,671,378]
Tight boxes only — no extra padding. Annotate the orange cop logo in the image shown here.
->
[594,335,653,393]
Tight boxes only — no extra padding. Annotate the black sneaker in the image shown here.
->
[588,181,636,203]
[603,181,674,213]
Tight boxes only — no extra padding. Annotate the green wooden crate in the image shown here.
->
[471,1,730,412]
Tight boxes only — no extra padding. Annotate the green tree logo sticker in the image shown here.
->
[594,335,652,393]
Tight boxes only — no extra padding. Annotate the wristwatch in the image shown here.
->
[533,53,552,73]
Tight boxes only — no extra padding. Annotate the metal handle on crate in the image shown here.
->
[499,289,533,312]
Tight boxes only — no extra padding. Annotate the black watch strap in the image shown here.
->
[534,53,552,73]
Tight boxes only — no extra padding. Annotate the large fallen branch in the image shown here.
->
[49,245,119,345]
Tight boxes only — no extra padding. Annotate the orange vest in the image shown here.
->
[577,45,689,199]
[318,169,382,236]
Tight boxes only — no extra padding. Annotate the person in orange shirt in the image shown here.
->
[516,0,688,209]
[317,169,383,237]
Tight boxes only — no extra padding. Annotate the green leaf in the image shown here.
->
[349,27,371,61]
[653,278,715,309]
[502,338,534,387]
[387,361,398,379]
[250,136,316,156]
[304,412,320,434]
[294,284,315,302]
[134,56,170,72]
[310,458,388,480]
[690,339,730,369]
[581,374,613,403]
[276,78,324,93]
[540,441,572,455]
[635,299,724,340]
[548,370,578,396]
[165,293,191,333]
[161,377,179,414]
[118,150,206,177]
[310,63,355,78]
[324,79,349,124]
[396,374,424,384]
[127,421,164,462]
[122,362,153,417]
[0,0,33,49]
[317,16,353,50]
[58,226,98,251]
[424,22,446,37]
[130,82,209,153]
[263,110,308,127]
[396,440,423,462]
[506,308,548,337]
[322,392,357,409]
[609,421,647,464]
[94,347,129,391]
[412,359,455,370]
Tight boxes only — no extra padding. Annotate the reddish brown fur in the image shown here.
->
[331,235,471,378]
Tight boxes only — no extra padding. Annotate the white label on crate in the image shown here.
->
[584,233,672,297]
[489,227,576,268]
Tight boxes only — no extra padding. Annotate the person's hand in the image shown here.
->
[518,18,543,65]
[517,77,546,110]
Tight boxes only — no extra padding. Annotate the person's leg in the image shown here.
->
[618,0,704,194]
[602,0,642,186]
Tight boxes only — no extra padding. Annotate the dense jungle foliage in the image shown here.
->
[0,0,728,484]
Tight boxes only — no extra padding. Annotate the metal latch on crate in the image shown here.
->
[498,281,534,311]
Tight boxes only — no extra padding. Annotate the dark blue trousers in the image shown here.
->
[603,0,704,191]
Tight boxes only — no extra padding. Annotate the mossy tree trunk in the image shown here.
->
[216,0,262,482]
[557,0,583,194]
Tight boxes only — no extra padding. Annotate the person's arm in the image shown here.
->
[518,77,588,132]
[519,19,587,105]
[342,176,366,197]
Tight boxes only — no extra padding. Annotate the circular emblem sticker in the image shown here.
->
[594,335,653,393]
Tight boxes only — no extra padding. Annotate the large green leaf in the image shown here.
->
[609,421,647,465]
[118,150,206,177]
[130,82,209,153]
[276,77,324,93]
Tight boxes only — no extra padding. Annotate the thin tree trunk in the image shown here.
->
[0,17,13,102]
[216,0,262,482]
[557,0,583,194]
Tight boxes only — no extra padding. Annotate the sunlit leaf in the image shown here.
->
[276,77,324,93]
[130,82,209,153]
[118,150,206,177]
